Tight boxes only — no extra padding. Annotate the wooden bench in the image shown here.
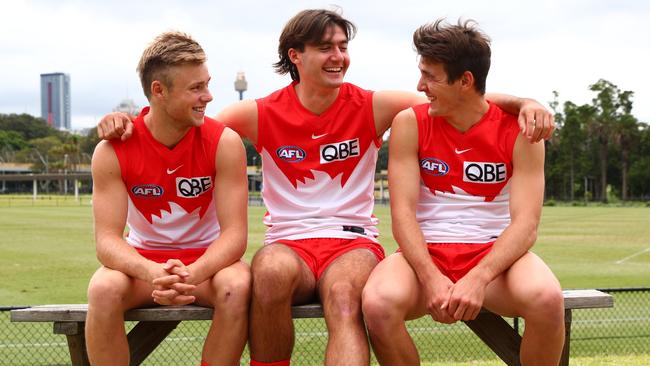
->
[11,289,612,366]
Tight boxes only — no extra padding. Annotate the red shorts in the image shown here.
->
[274,237,385,280]
[135,247,207,265]
[402,242,493,283]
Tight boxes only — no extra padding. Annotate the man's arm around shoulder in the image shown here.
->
[215,100,258,145]
[372,91,427,137]
[96,99,260,144]
[184,127,248,285]
[486,93,554,142]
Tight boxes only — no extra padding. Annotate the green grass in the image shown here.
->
[1,204,648,305]
[0,203,649,365]
[537,207,650,288]
[0,205,95,305]
[420,354,650,366]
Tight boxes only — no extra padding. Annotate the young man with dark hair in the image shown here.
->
[361,19,564,366]
[87,31,250,366]
[97,10,554,366]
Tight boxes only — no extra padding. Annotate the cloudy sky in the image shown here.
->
[1,0,648,129]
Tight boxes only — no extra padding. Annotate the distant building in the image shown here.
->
[113,99,140,115]
[40,72,71,130]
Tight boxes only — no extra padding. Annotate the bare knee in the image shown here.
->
[362,287,389,323]
[324,281,362,320]
[251,247,301,304]
[212,265,251,314]
[523,284,565,326]
[362,284,404,330]
[87,269,131,312]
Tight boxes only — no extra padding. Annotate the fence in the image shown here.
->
[1,288,648,365]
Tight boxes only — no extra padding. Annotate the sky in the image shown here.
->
[1,0,648,130]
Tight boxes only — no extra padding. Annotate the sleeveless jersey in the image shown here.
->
[256,82,382,244]
[110,107,225,250]
[414,102,520,243]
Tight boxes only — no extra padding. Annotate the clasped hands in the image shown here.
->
[425,274,487,324]
[150,259,197,306]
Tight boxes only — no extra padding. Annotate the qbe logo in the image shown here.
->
[463,162,507,184]
[420,158,449,176]
[320,138,359,164]
[176,176,212,198]
[131,184,163,198]
[276,146,306,162]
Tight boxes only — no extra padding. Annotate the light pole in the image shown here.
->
[234,72,247,100]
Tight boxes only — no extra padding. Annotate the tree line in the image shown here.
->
[0,114,99,173]
[1,78,648,201]
[545,79,649,202]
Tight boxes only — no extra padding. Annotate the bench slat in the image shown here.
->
[562,289,614,309]
[10,289,613,323]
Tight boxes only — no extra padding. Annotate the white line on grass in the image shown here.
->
[574,317,650,324]
[0,341,67,349]
[615,247,650,264]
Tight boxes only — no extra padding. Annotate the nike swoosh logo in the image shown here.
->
[166,165,183,174]
[454,148,472,154]
[311,133,328,139]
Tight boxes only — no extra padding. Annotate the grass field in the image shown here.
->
[0,200,649,365]
[1,202,648,304]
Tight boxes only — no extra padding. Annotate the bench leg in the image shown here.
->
[128,320,181,366]
[465,312,522,366]
[559,310,572,366]
[53,322,90,366]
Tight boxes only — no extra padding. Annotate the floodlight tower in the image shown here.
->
[234,72,248,100]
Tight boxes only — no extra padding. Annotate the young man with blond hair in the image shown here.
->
[87,31,250,366]
[361,19,564,365]
[97,9,554,366]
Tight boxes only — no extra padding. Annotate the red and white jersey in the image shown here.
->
[256,82,381,243]
[111,107,224,250]
[414,102,520,243]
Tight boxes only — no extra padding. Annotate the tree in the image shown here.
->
[548,92,590,201]
[0,113,60,140]
[586,79,634,203]
[628,123,650,199]
[80,127,101,158]
[29,136,64,173]
[615,114,640,201]
[0,130,27,151]
[0,130,27,163]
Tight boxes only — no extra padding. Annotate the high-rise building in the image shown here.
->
[40,72,71,130]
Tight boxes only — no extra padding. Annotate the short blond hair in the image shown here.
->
[137,31,206,100]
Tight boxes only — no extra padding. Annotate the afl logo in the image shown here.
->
[276,146,306,163]
[132,184,163,198]
[420,158,449,176]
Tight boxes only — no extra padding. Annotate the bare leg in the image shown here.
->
[483,252,565,366]
[85,267,155,366]
[318,249,380,366]
[362,253,428,366]
[193,261,251,366]
[248,244,316,362]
